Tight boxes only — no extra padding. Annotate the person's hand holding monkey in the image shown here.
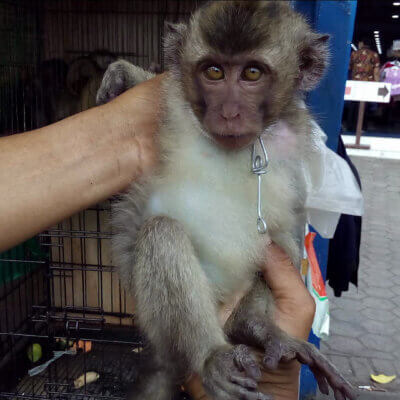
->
[256,244,315,400]
[186,243,316,400]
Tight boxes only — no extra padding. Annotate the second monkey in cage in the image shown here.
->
[97,2,356,400]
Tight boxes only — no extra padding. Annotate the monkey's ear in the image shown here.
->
[163,22,188,70]
[299,33,330,91]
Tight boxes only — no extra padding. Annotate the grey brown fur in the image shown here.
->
[97,2,356,400]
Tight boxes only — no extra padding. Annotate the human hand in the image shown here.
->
[255,243,315,400]
[104,73,165,179]
[186,243,315,400]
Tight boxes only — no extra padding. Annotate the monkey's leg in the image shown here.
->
[224,277,357,400]
[96,60,154,105]
[129,216,270,400]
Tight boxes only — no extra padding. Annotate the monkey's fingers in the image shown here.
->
[96,61,131,105]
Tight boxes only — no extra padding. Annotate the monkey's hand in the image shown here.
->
[96,60,136,105]
[202,344,271,400]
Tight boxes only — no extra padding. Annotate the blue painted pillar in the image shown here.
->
[292,1,357,398]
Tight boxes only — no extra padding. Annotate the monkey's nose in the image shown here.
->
[221,104,240,121]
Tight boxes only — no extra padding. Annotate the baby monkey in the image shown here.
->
[97,2,356,400]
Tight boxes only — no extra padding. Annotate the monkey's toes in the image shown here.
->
[233,344,262,381]
[203,345,270,400]
[211,383,272,400]
[297,342,358,400]
[230,375,257,390]
[262,336,290,370]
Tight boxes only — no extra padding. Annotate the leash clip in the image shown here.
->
[251,137,269,234]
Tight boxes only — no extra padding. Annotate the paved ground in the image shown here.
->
[316,156,400,399]
[342,135,400,160]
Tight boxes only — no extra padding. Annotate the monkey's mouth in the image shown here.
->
[210,132,255,150]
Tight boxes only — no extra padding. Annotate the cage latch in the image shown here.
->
[66,319,79,331]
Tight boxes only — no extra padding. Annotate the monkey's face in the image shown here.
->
[165,1,330,151]
[192,55,272,150]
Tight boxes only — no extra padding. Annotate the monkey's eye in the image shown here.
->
[242,66,262,81]
[204,66,224,80]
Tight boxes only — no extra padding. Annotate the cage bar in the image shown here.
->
[0,1,205,398]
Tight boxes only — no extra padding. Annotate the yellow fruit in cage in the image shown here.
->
[27,343,42,363]
[74,372,100,389]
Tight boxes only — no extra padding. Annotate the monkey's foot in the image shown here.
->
[96,60,132,105]
[263,335,357,400]
[202,344,272,400]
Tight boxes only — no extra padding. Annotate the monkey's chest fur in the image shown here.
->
[144,126,301,301]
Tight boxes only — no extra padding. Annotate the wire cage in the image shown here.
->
[0,1,204,399]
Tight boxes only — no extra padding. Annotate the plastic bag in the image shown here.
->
[263,114,363,239]
[303,121,364,238]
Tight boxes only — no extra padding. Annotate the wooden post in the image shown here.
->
[346,101,371,149]
[355,101,366,145]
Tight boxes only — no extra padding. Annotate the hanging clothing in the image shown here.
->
[381,61,400,97]
[382,61,398,70]
[326,137,362,297]
[349,47,380,82]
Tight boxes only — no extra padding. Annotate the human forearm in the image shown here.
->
[0,75,162,252]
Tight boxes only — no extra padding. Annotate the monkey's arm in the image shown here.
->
[0,76,161,253]
[96,60,155,105]
[224,275,356,400]
[118,215,269,400]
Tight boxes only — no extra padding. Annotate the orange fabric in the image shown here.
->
[304,232,326,298]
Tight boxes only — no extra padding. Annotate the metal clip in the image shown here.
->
[251,137,269,234]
